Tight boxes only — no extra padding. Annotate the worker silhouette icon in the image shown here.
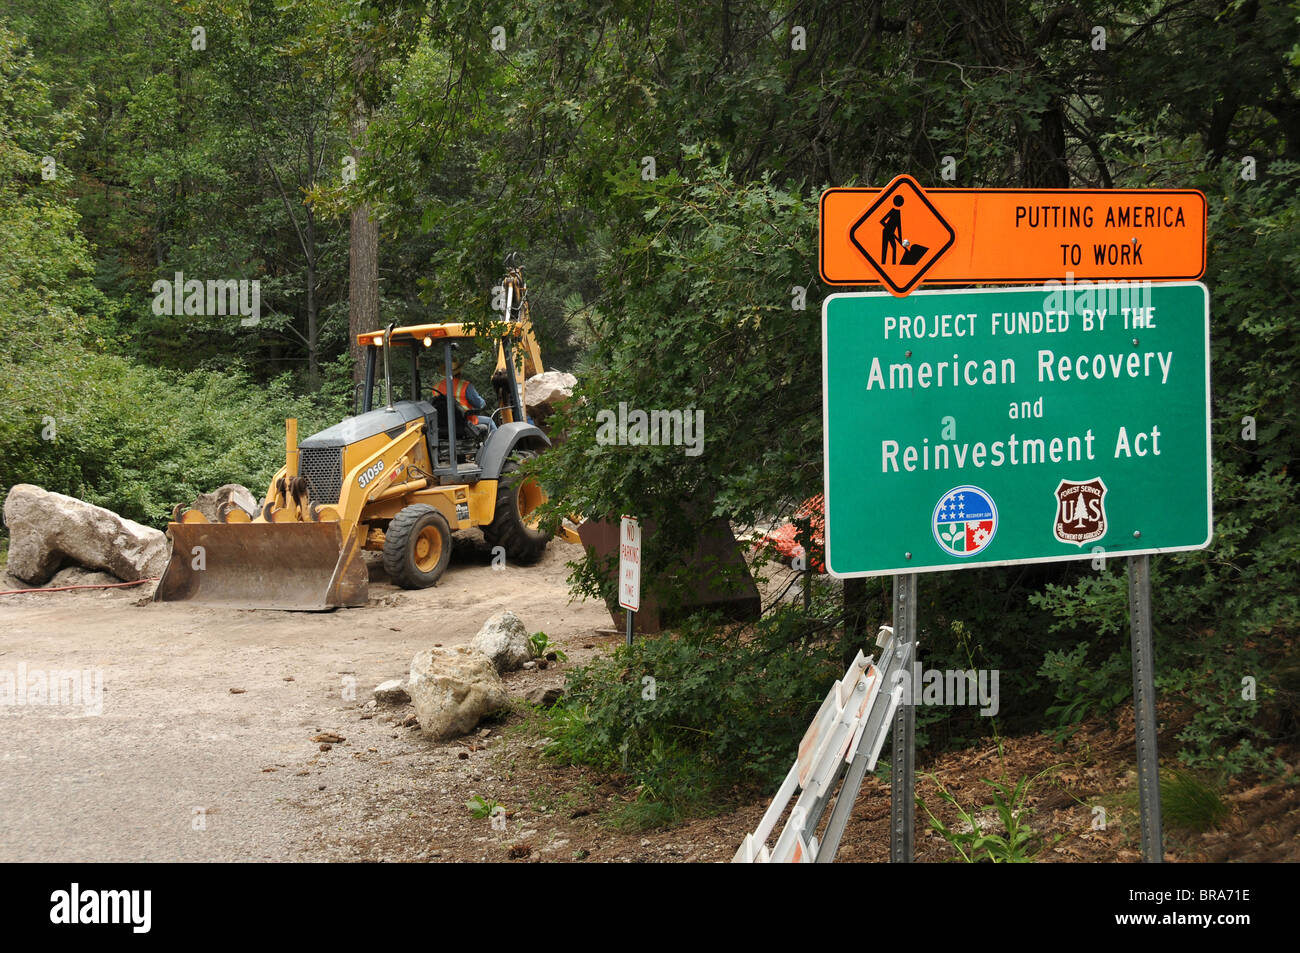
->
[845,173,956,295]
[881,195,905,263]
[880,195,929,265]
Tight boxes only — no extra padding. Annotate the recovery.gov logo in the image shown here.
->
[932,486,998,557]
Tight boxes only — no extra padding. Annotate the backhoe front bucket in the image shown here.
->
[154,521,368,610]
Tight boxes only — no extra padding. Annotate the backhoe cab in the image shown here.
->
[154,266,562,610]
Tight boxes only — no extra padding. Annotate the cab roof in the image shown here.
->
[354,321,524,347]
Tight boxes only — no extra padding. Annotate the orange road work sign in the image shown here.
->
[820,174,1207,295]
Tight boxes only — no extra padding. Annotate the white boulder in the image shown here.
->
[408,646,509,741]
[524,371,577,417]
[470,610,534,673]
[2,484,168,585]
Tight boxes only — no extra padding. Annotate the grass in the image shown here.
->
[604,799,681,831]
[1096,766,1230,852]
[1160,769,1229,832]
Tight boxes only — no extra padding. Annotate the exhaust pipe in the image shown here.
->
[382,320,396,410]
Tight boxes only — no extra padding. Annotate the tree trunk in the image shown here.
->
[348,108,378,388]
[305,206,319,390]
[1022,103,1070,187]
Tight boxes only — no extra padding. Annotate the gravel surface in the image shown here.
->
[0,542,609,862]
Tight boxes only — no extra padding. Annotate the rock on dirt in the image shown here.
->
[523,686,564,707]
[186,484,259,523]
[2,484,168,585]
[408,646,509,741]
[470,610,534,673]
[373,679,410,705]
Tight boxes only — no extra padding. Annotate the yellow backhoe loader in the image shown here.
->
[154,265,574,610]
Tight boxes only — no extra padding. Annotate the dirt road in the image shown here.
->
[8,540,1292,865]
[0,542,612,862]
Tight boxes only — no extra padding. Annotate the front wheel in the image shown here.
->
[383,504,452,588]
[482,451,551,564]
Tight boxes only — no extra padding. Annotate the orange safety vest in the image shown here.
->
[432,378,478,422]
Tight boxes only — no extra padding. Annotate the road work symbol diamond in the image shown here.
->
[848,174,955,296]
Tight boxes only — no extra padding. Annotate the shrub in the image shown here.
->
[543,606,842,824]
[0,345,347,527]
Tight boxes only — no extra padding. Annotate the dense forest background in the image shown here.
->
[2,1,1297,789]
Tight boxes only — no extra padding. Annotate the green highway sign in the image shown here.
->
[822,282,1212,576]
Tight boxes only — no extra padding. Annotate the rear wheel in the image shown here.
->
[383,504,452,588]
[482,451,550,564]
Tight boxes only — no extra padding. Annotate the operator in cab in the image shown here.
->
[433,359,497,432]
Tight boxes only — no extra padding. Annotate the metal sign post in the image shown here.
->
[619,516,641,646]
[889,573,917,863]
[1128,554,1164,862]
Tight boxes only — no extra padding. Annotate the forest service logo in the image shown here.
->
[1053,478,1108,546]
[932,486,998,557]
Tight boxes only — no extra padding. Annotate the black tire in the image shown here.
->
[482,451,550,564]
[383,504,452,589]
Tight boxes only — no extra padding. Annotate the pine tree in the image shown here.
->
[1073,495,1090,528]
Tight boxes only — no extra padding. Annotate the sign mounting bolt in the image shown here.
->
[904,552,912,560]
[905,350,912,358]
[1132,338,1139,346]
[1133,530,1142,539]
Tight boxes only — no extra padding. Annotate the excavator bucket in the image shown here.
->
[154,521,368,610]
